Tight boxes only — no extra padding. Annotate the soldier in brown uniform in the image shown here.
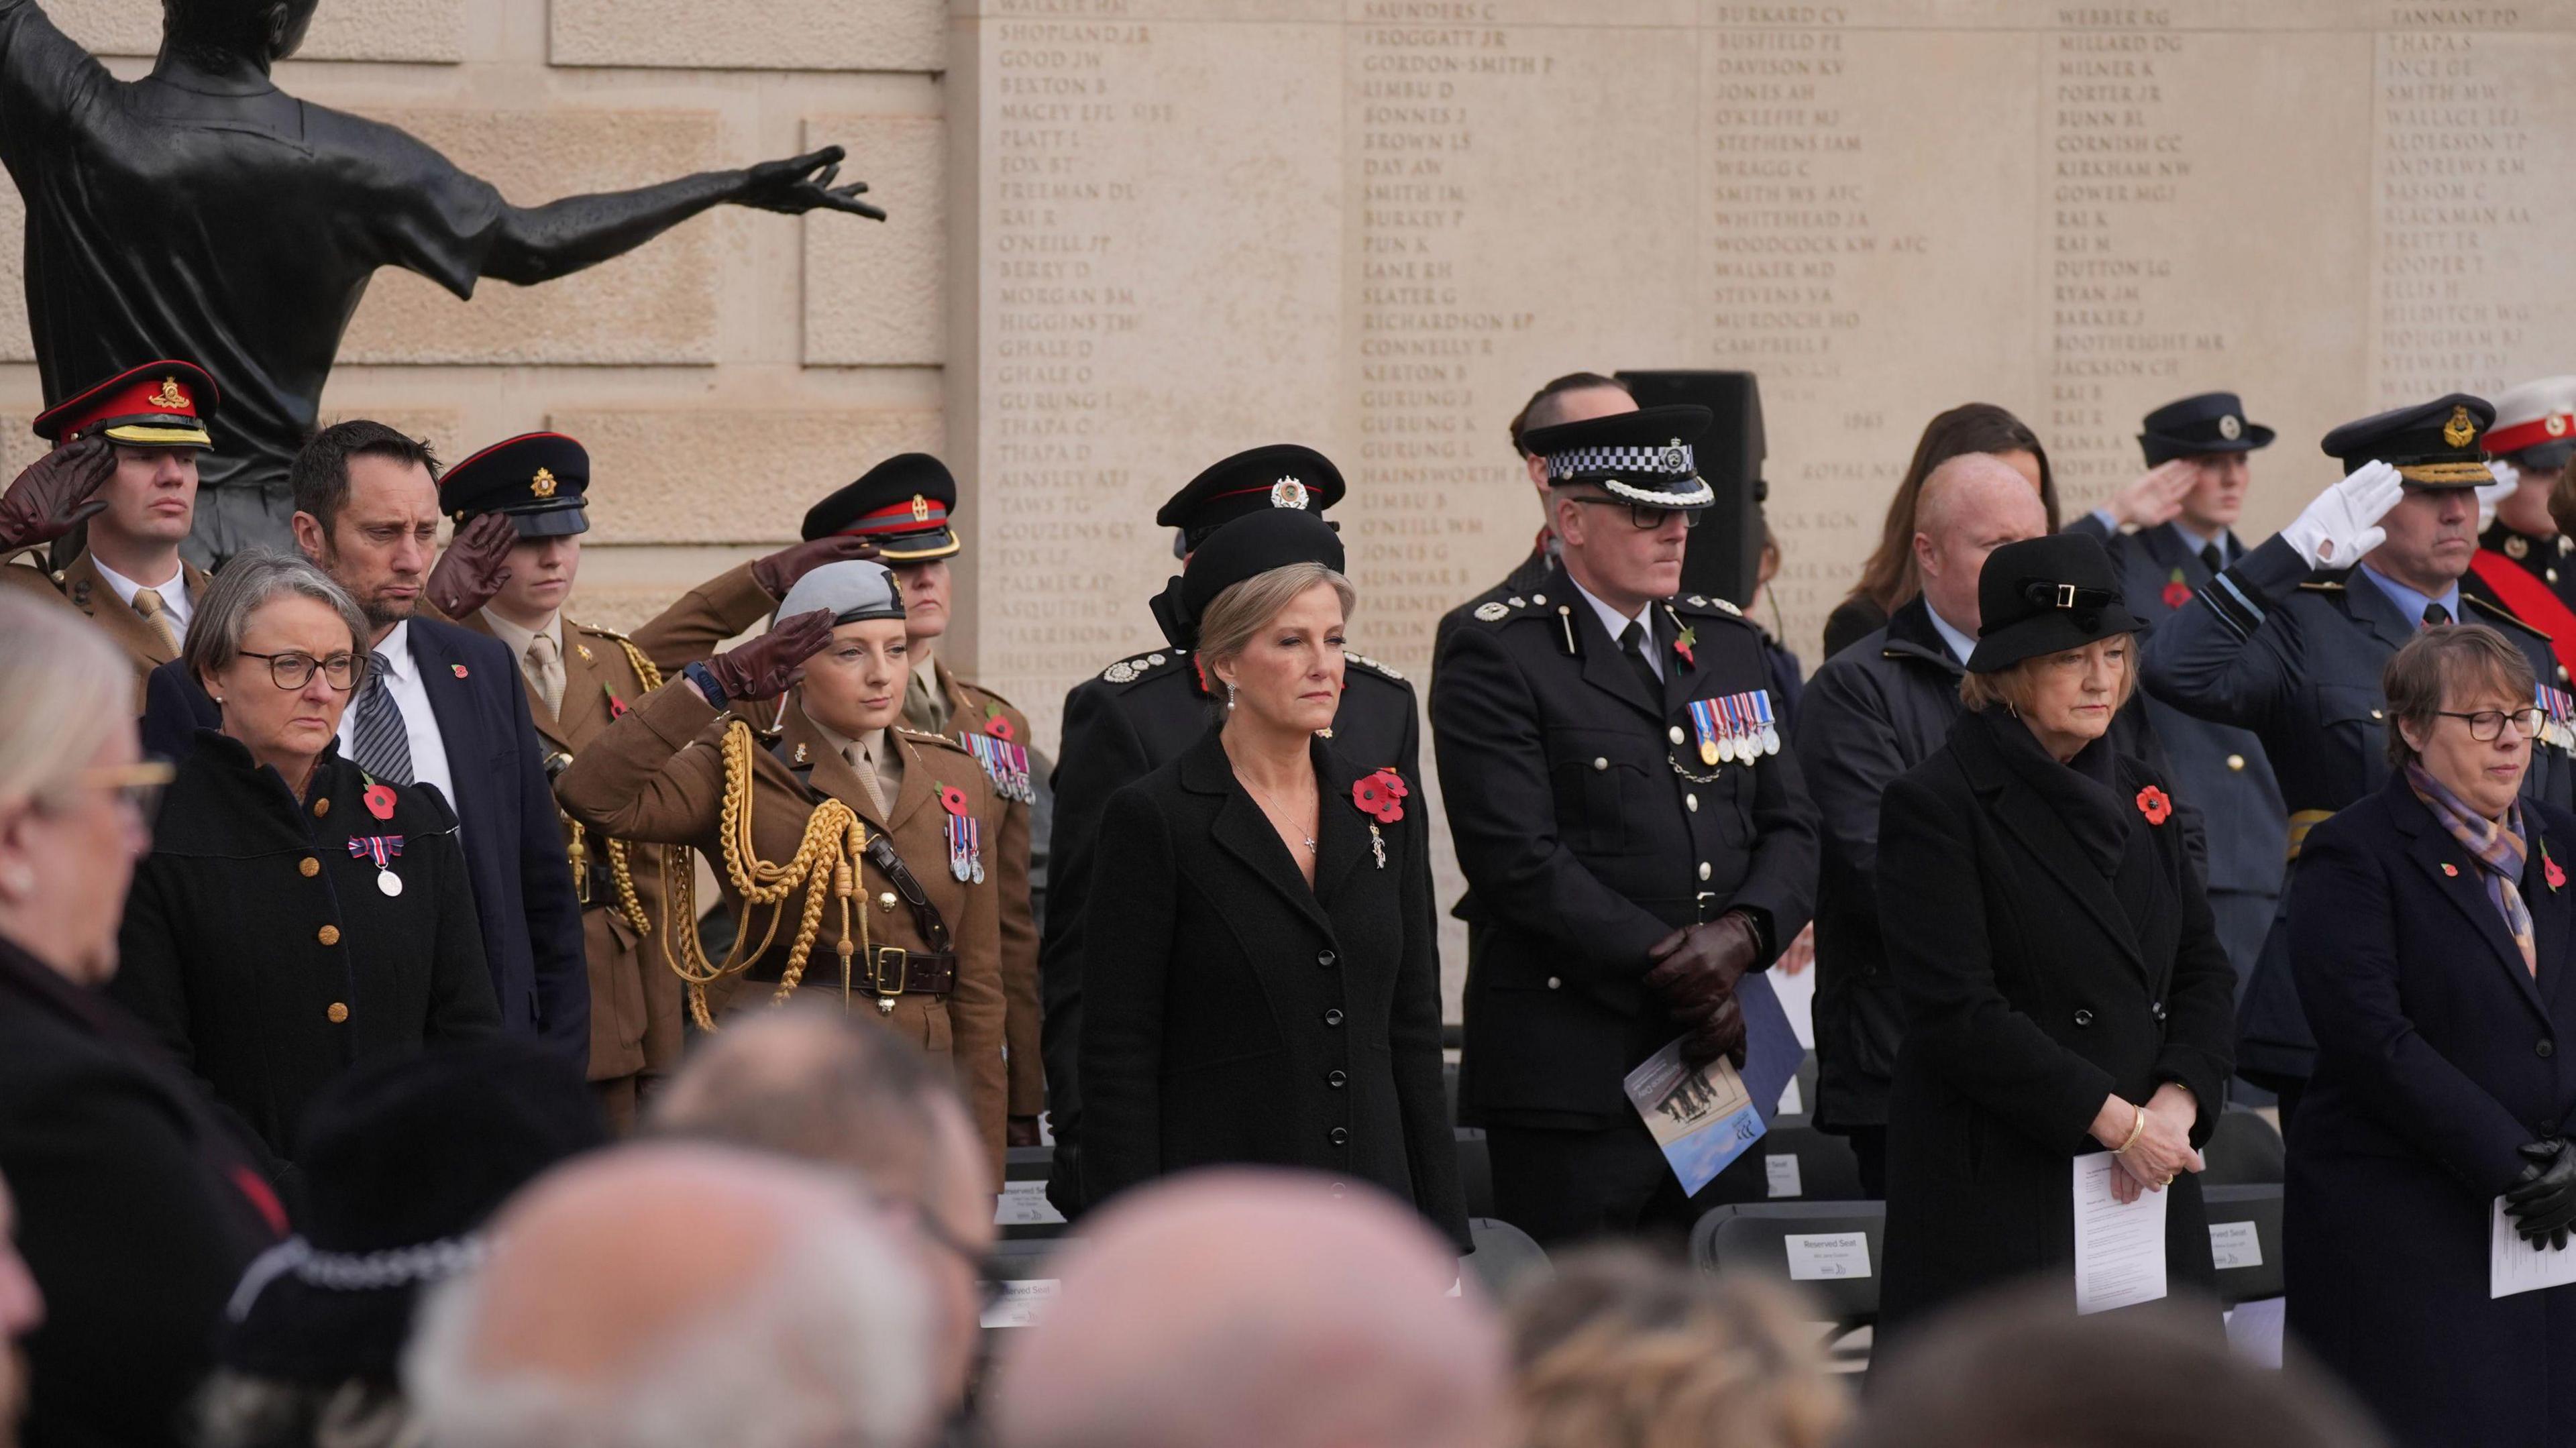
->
[0,361,218,700]
[554,560,1010,1168]
[417,432,685,1131]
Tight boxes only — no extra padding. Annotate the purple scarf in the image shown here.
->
[2407,762,2537,974]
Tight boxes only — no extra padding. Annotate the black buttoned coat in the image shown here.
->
[1874,708,2237,1335]
[1077,728,1468,1251]
[111,734,502,1160]
[2286,778,2576,1448]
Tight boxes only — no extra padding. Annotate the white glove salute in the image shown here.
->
[2281,461,2406,569]
[2479,459,2521,535]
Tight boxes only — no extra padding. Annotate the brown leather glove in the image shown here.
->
[1644,912,1763,1069]
[424,512,518,620]
[704,608,836,703]
[0,437,115,555]
[750,535,880,597]
[1007,1116,1044,1149]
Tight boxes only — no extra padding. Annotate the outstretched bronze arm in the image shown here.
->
[482,145,883,286]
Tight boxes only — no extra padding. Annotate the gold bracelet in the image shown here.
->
[2116,1104,2147,1154]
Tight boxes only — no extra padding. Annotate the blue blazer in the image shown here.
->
[140,619,587,1062]
[2285,774,2576,1447]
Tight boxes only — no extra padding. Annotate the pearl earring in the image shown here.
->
[1225,681,1238,710]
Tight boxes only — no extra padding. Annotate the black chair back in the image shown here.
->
[2202,1183,2285,1306]
[1699,1123,1864,1206]
[1464,1217,1551,1297]
[1455,1127,1497,1221]
[2202,1107,2286,1186]
[1690,1200,1886,1328]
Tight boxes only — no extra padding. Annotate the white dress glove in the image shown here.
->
[2279,461,2406,569]
[2479,459,2521,534]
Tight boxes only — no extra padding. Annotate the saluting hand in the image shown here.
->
[701,608,836,704]
[0,436,115,555]
[2282,459,2406,569]
[424,512,517,620]
[751,534,881,597]
[2104,459,2202,531]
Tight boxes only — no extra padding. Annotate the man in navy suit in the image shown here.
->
[142,421,586,1061]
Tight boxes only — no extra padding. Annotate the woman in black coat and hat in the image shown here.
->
[111,553,501,1163]
[1078,504,1468,1251]
[1874,533,2237,1333]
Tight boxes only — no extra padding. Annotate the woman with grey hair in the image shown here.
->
[0,588,284,1448]
[1077,508,1466,1249]
[110,551,499,1162]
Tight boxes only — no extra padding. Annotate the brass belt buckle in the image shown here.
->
[871,946,910,998]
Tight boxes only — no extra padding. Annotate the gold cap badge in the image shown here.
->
[2552,415,2571,439]
[530,467,558,499]
[2445,405,2478,450]
[148,377,189,410]
[910,494,931,522]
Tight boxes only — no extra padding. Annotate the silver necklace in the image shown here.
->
[1241,775,1318,854]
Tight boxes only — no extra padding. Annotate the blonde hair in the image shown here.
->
[0,588,131,812]
[1508,1248,1850,1448]
[1195,562,1356,674]
[1958,638,2139,716]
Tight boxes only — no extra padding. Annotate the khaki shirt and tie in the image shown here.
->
[0,550,211,704]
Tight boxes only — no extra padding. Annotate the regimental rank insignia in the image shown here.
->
[530,467,557,499]
[149,377,189,409]
[1474,602,1509,622]
[1103,660,1138,684]
[961,732,1035,803]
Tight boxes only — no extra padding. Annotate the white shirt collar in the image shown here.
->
[1924,600,1978,666]
[1567,573,1655,647]
[372,620,413,676]
[89,554,190,619]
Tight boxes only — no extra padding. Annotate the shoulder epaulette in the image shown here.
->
[568,618,631,641]
[897,725,974,755]
[2466,593,2554,643]
[1670,592,1757,626]
[1470,588,1563,625]
[2296,579,2347,594]
[953,674,1018,711]
[1344,651,1409,683]
[1099,647,1189,686]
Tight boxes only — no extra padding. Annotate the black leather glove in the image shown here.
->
[704,609,835,704]
[0,436,114,555]
[1645,913,1762,1070]
[2507,1138,2576,1250]
[424,512,517,620]
[750,534,881,597]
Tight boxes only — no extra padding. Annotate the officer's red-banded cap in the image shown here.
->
[33,361,218,450]
[2488,376,2576,457]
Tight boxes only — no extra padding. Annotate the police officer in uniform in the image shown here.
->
[2069,392,2288,997]
[2468,376,2576,682]
[1042,445,1417,1211]
[1431,404,1819,1243]
[553,561,1010,1172]
[1433,372,1639,667]
[800,453,1047,1148]
[429,433,684,1132]
[0,361,218,696]
[2144,394,2571,1127]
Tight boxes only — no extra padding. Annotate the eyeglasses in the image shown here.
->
[237,650,364,691]
[2437,708,2547,742]
[1568,496,1702,531]
[40,759,176,819]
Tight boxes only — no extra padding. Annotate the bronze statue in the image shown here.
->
[0,0,885,566]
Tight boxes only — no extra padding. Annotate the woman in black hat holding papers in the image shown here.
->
[1873,533,2236,1335]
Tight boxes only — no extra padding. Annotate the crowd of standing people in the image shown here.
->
[1,351,2574,1448]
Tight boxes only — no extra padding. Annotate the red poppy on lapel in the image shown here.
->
[605,686,629,720]
[985,709,1016,742]
[1352,767,1409,824]
[2548,846,2567,893]
[938,784,970,817]
[2135,785,2172,826]
[451,663,469,679]
[2162,567,2193,610]
[1674,624,1697,667]
[363,783,398,821]
[2443,862,2461,878]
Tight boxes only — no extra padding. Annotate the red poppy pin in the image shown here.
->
[938,783,970,818]
[1352,767,1410,825]
[605,687,629,720]
[451,663,469,679]
[2442,863,2461,878]
[2162,567,2193,610]
[2135,785,2172,826]
[363,782,398,821]
[1674,624,1698,667]
[2548,844,2567,893]
[985,708,1016,742]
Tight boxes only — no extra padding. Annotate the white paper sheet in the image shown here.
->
[1776,1075,1803,1116]
[2489,1197,2576,1298]
[1766,1153,1803,1199]
[2207,1219,2262,1271]
[2072,1153,2168,1315]
[994,1179,1067,1227]
[1784,1231,1871,1282]
[981,1280,1060,1329]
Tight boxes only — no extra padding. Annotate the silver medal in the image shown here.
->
[378,869,403,898]
[1763,725,1782,757]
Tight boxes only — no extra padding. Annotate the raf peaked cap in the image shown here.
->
[34,359,218,449]
[2139,391,2274,465]
[1175,508,1346,641]
[1157,444,1346,553]
[440,432,591,539]
[2322,393,2498,487]
[1521,403,1717,509]
[777,558,907,628]
[1968,532,2143,674]
[2489,376,2576,463]
[800,453,960,563]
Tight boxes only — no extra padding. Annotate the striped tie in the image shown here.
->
[352,653,415,785]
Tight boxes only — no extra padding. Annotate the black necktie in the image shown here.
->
[2423,602,2452,629]
[1619,620,1661,696]
[2200,541,2224,575]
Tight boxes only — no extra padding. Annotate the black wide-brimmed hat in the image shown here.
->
[1967,533,2143,673]
[800,453,961,563]
[2320,393,2497,487]
[217,1040,606,1386]
[1149,508,1346,650]
[2139,392,2273,465]
[441,432,592,539]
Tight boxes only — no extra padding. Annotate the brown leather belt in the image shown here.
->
[747,946,957,997]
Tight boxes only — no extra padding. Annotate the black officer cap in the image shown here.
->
[1968,533,2143,674]
[1167,508,1346,647]
[218,1038,605,1386]
[1521,403,1717,509]
[2139,391,2273,466]
[440,432,592,539]
[1157,444,1346,553]
[2320,393,2497,487]
[799,453,961,563]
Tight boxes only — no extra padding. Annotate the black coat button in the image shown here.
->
[2542,1039,2558,1059]
[1330,1127,1350,1146]
[2074,1009,2094,1027]
[1328,1070,1348,1088]
[1324,1009,1344,1027]
[1318,950,1337,968]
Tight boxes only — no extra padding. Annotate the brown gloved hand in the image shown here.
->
[424,512,517,620]
[704,608,835,704]
[1007,1116,1044,1149]
[0,437,115,555]
[750,535,881,597]
[1644,912,1762,1016]
[1676,994,1748,1071]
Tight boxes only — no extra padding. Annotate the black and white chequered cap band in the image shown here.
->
[1547,442,1697,482]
